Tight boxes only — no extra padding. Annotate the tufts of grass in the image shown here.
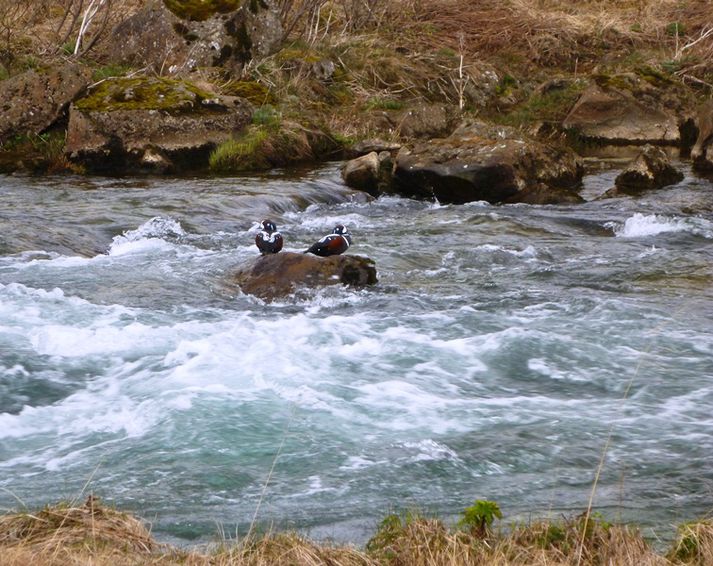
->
[496,80,586,128]
[90,64,132,82]
[3,498,710,565]
[222,80,276,105]
[668,520,713,565]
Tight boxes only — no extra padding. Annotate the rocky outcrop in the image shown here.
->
[603,145,683,197]
[65,77,252,174]
[562,78,681,145]
[231,252,378,300]
[103,0,282,75]
[391,121,584,204]
[0,63,91,143]
[691,99,713,171]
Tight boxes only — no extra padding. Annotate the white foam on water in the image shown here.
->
[288,212,373,230]
[608,213,713,238]
[402,439,461,463]
[527,358,589,383]
[108,216,187,256]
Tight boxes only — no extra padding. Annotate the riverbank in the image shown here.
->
[0,498,711,565]
[0,0,711,177]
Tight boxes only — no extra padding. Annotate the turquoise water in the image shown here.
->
[1,164,712,544]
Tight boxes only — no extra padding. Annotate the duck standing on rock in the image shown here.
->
[255,219,283,255]
[304,224,352,256]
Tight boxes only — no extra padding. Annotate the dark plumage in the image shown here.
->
[255,219,283,255]
[304,224,352,257]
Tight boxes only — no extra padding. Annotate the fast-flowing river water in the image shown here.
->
[1,162,712,545]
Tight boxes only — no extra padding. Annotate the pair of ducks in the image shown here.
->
[255,220,352,257]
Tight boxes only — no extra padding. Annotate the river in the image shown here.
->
[1,162,712,545]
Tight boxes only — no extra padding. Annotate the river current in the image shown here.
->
[1,163,712,544]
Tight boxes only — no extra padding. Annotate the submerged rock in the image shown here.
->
[691,99,713,172]
[392,121,583,204]
[65,77,252,174]
[0,63,91,143]
[608,145,683,195]
[231,251,377,300]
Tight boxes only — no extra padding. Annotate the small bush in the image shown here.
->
[458,500,502,538]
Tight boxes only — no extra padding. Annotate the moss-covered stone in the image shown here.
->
[74,77,214,113]
[163,0,241,22]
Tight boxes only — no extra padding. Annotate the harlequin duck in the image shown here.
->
[304,224,352,256]
[255,219,283,255]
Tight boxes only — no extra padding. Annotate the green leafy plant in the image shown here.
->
[666,22,686,37]
[458,500,502,538]
[251,105,281,128]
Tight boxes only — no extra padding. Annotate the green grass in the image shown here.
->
[209,127,271,172]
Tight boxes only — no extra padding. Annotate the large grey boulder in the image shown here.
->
[103,0,282,75]
[691,99,713,172]
[0,63,91,143]
[65,77,252,174]
[562,80,680,145]
[231,252,378,300]
[392,121,584,204]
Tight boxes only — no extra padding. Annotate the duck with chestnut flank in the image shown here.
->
[304,225,352,256]
[255,219,283,255]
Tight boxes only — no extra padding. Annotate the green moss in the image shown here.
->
[275,45,322,64]
[223,80,275,105]
[210,127,271,171]
[592,73,633,91]
[74,77,213,113]
[497,81,585,128]
[635,65,673,88]
[496,74,518,96]
[163,0,241,21]
[365,97,403,111]
[209,119,317,172]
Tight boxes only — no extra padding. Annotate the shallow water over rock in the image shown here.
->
[1,163,712,545]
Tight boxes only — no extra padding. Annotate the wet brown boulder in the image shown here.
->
[103,0,282,75]
[392,121,584,204]
[341,151,395,196]
[609,145,683,195]
[65,77,252,174]
[562,79,680,145]
[0,63,91,143]
[691,99,713,172]
[231,252,377,300]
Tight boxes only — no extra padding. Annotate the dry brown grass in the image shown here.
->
[388,0,693,66]
[7,498,711,566]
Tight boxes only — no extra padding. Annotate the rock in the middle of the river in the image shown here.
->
[392,120,584,205]
[231,252,377,300]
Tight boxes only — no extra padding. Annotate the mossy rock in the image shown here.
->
[163,0,241,21]
[75,77,214,113]
[209,123,312,171]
